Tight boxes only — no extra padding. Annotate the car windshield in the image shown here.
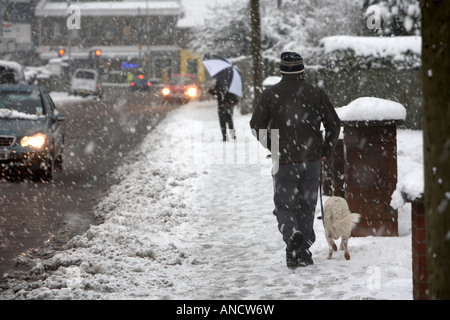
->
[0,91,44,117]
[75,71,95,80]
[168,76,194,85]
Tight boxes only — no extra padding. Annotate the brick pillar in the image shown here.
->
[411,197,428,300]
[342,120,401,237]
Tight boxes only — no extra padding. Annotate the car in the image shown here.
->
[69,68,103,98]
[161,73,201,103]
[130,73,152,90]
[0,84,65,181]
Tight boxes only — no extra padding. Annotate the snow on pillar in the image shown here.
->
[336,97,406,237]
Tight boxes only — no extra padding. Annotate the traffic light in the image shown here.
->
[90,49,102,69]
[58,49,65,57]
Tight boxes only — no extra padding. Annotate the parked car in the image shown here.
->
[0,84,65,180]
[130,73,152,91]
[0,60,26,84]
[161,73,201,103]
[69,68,102,98]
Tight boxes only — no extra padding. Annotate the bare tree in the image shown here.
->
[250,0,263,111]
[421,0,450,300]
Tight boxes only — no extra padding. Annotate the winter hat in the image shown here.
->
[280,52,305,74]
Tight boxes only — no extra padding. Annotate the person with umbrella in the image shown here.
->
[250,52,341,269]
[208,77,240,141]
[203,54,243,141]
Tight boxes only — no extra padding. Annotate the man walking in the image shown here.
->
[209,81,239,141]
[250,52,341,268]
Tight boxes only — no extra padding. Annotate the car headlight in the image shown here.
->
[162,88,170,96]
[186,87,197,98]
[21,133,47,148]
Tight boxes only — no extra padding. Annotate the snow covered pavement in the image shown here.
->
[1,100,418,300]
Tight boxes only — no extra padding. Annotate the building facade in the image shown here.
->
[2,0,37,57]
[34,0,185,80]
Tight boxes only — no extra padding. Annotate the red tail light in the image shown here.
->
[147,82,151,87]
[130,82,135,86]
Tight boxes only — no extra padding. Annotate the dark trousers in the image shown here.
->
[272,160,321,250]
[218,105,234,141]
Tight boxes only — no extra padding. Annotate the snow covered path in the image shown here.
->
[1,100,415,300]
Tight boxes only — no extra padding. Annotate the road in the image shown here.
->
[0,89,174,276]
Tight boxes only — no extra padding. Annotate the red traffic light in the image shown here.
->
[94,49,102,57]
[58,49,65,56]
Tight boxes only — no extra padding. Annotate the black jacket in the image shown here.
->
[209,83,239,108]
[250,74,341,164]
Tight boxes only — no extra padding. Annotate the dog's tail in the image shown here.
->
[336,213,361,237]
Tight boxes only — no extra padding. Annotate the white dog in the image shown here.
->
[323,196,361,260]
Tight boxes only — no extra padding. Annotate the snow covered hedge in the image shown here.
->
[319,36,422,70]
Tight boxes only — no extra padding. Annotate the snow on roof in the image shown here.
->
[0,109,43,120]
[336,97,406,122]
[35,0,183,17]
[0,59,23,72]
[320,36,421,58]
[178,0,235,28]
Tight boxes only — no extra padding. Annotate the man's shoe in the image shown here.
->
[297,249,314,267]
[286,250,297,269]
[286,231,303,269]
[297,256,314,267]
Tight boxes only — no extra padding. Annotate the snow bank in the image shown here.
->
[50,92,94,104]
[391,130,424,209]
[320,36,421,58]
[336,97,406,122]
